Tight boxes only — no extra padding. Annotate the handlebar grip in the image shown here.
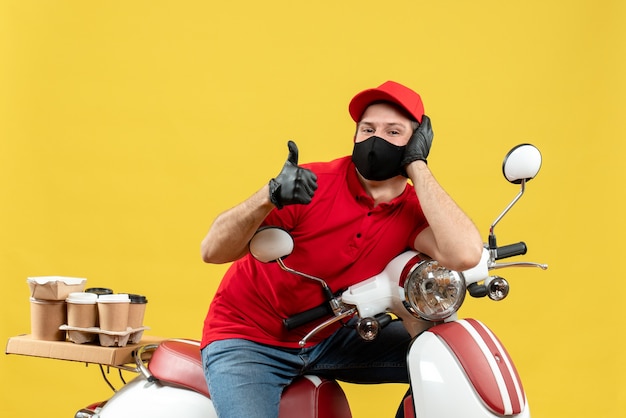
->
[496,242,527,260]
[283,303,332,331]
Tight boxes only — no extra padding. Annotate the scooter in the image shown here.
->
[76,143,546,418]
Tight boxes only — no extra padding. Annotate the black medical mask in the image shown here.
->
[351,136,406,181]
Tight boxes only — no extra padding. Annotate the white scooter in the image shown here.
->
[76,143,546,418]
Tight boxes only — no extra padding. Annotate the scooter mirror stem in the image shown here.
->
[276,258,342,315]
[489,179,526,250]
[277,258,332,294]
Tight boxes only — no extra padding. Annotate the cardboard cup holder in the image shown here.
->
[60,325,150,347]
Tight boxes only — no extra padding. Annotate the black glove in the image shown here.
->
[269,141,318,209]
[401,115,434,167]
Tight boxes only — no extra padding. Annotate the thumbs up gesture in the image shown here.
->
[269,141,318,209]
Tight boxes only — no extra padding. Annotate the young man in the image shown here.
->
[200,81,483,417]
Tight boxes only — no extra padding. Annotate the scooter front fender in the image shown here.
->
[407,318,530,418]
[97,375,216,418]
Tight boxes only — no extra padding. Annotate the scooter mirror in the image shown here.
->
[502,144,542,184]
[249,227,294,263]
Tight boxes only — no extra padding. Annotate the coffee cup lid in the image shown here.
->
[128,294,148,304]
[85,287,114,295]
[98,293,130,303]
[66,292,98,304]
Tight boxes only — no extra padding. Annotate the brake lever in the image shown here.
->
[490,261,548,270]
[298,307,356,347]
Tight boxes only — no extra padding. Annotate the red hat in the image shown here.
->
[348,81,424,123]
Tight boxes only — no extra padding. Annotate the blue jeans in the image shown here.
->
[201,319,410,418]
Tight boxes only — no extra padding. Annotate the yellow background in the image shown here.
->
[1,1,624,417]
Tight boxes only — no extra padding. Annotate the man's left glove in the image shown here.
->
[269,140,318,209]
[401,115,434,167]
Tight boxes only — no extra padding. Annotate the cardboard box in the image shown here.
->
[5,334,165,366]
[27,276,87,300]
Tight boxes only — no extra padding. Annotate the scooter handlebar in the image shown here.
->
[283,303,332,330]
[495,242,527,260]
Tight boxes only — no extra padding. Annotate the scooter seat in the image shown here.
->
[148,339,209,397]
[279,375,352,418]
[148,339,352,418]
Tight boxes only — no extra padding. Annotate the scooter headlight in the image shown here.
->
[403,259,466,321]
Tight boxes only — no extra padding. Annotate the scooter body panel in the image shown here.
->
[407,319,530,418]
[97,375,216,418]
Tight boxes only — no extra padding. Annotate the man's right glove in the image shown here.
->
[269,141,318,209]
[401,114,434,167]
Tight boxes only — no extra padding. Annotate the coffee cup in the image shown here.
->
[97,294,130,332]
[30,298,66,341]
[85,288,113,325]
[127,294,148,329]
[66,292,98,328]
